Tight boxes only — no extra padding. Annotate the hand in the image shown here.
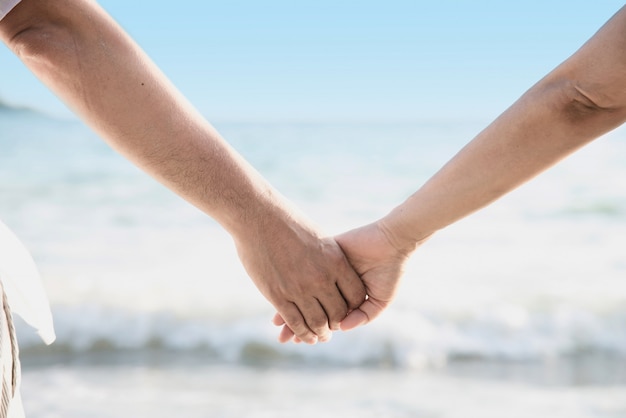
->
[234,209,366,344]
[273,220,426,342]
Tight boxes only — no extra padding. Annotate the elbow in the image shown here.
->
[8,23,75,67]
[565,82,618,116]
[1,4,76,69]
[544,78,626,127]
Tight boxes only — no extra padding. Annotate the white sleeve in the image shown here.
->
[0,220,55,345]
[0,0,21,22]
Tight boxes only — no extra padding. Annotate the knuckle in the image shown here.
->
[348,288,367,310]
[284,315,305,331]
[283,317,314,342]
[354,297,367,310]
[308,316,329,333]
[327,304,348,323]
[310,272,333,288]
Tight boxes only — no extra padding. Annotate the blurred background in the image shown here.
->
[1,1,626,417]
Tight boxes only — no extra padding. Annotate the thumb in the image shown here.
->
[339,298,388,331]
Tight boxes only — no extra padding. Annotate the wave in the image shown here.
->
[15,304,626,369]
[559,202,626,218]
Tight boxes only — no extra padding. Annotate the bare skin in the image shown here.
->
[275,5,626,341]
[0,0,366,344]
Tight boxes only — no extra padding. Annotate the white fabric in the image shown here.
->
[1,283,23,418]
[0,0,21,22]
[7,392,24,418]
[0,220,55,345]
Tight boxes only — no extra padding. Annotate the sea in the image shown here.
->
[1,102,626,417]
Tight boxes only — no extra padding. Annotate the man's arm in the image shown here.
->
[0,0,366,344]
[276,6,626,339]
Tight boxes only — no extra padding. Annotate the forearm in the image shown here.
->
[380,7,626,252]
[0,0,367,344]
[0,0,283,238]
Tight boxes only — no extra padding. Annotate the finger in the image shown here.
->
[273,313,296,344]
[278,324,295,343]
[280,325,302,344]
[273,313,309,344]
[274,297,338,338]
[272,312,285,326]
[298,297,332,343]
[339,297,387,331]
[335,262,367,312]
[339,310,369,331]
[316,290,348,332]
[278,302,318,345]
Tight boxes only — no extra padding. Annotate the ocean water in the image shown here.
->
[2,103,626,417]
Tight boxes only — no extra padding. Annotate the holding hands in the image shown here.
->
[273,220,429,343]
[232,207,367,344]
[4,0,626,349]
[2,2,626,417]
[274,4,626,342]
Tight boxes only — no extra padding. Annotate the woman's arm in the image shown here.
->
[382,8,626,252]
[276,6,626,339]
[351,5,626,329]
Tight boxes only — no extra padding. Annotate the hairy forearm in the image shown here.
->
[380,7,626,252]
[0,0,283,238]
[0,0,368,344]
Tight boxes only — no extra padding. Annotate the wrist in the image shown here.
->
[226,188,318,248]
[377,210,433,257]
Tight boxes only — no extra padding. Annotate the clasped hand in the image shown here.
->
[246,219,419,344]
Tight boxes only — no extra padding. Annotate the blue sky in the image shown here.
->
[0,1,624,122]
